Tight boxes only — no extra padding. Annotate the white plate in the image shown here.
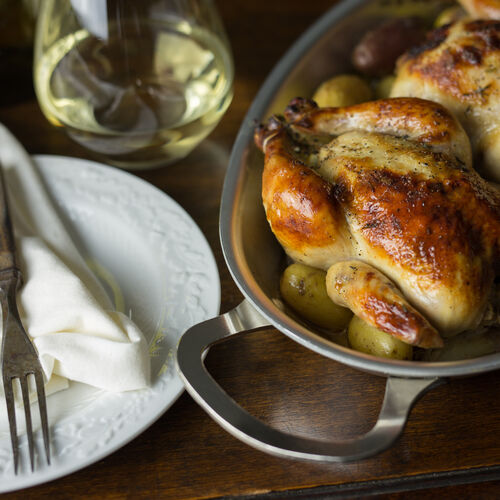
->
[0,155,220,492]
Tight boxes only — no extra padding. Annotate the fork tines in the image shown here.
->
[1,285,51,473]
[3,367,51,473]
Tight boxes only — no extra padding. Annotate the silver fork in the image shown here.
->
[0,167,50,474]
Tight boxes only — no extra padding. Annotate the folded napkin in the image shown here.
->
[0,124,150,395]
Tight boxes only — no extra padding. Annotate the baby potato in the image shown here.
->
[374,75,396,99]
[280,263,353,331]
[434,6,465,28]
[352,17,425,77]
[312,74,372,108]
[348,315,413,360]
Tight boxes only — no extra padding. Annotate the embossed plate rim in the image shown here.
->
[0,155,220,492]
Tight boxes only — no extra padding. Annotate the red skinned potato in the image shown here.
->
[352,17,425,76]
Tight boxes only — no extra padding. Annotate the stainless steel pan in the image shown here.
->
[176,0,500,462]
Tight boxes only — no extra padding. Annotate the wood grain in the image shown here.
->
[1,1,500,498]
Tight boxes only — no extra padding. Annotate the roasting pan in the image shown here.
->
[176,0,500,462]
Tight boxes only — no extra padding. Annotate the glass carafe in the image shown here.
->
[34,0,234,169]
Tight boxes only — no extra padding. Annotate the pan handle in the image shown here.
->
[176,299,443,462]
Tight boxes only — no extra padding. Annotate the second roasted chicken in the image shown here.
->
[391,19,500,182]
[255,97,500,349]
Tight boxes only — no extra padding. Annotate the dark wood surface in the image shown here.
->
[2,1,500,498]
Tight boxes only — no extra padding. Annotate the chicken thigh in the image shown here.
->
[391,19,500,182]
[255,97,500,348]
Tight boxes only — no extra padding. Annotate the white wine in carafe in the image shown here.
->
[34,20,233,168]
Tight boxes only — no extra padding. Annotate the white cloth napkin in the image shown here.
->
[0,124,150,394]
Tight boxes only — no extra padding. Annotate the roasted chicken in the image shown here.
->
[391,19,500,182]
[255,97,500,348]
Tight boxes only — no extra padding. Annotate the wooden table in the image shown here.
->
[2,1,500,498]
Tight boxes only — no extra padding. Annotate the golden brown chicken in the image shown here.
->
[255,97,500,349]
[391,19,500,182]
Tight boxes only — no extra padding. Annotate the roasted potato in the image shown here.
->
[352,17,425,76]
[348,315,413,360]
[434,6,465,27]
[280,263,352,331]
[374,75,396,99]
[312,74,372,107]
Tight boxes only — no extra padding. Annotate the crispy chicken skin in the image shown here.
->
[459,0,500,19]
[258,118,353,271]
[391,20,500,181]
[255,97,500,348]
[326,261,440,348]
